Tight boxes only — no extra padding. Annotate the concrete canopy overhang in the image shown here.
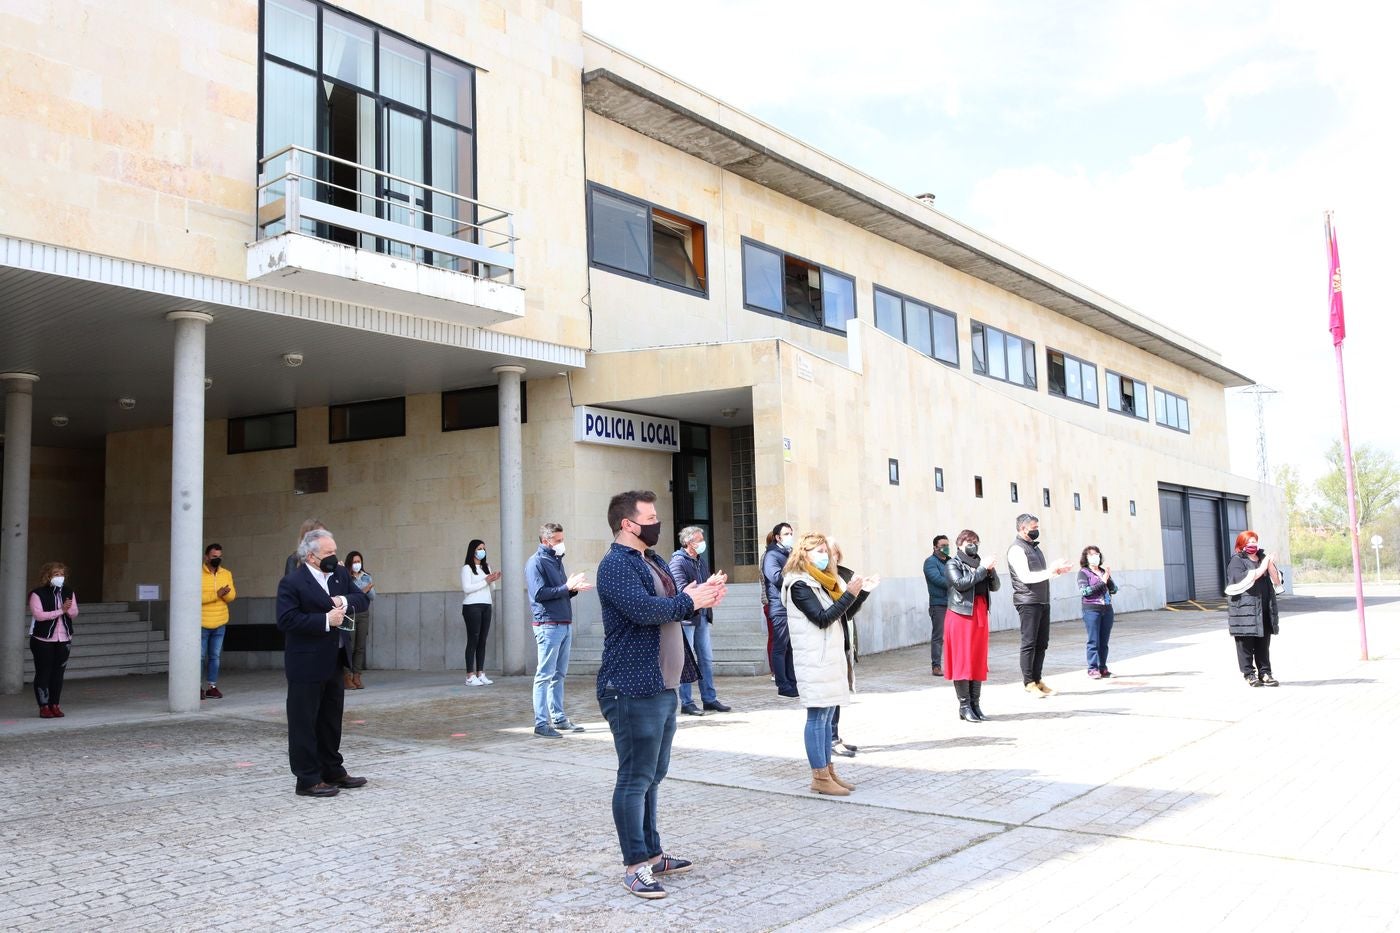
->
[581,63,1252,389]
[0,237,584,448]
[570,341,773,426]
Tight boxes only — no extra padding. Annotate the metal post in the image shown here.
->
[494,365,527,676]
[167,312,212,712]
[0,373,39,695]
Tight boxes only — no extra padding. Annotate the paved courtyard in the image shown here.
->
[2,585,1398,932]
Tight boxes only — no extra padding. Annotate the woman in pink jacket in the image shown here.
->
[29,561,78,718]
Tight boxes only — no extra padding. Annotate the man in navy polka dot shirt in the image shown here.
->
[596,489,727,899]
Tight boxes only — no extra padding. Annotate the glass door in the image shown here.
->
[381,103,427,259]
[672,423,714,568]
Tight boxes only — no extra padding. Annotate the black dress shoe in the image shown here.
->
[328,775,368,789]
[296,782,340,797]
[702,701,731,712]
[680,704,704,716]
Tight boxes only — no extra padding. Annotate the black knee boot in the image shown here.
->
[968,680,987,721]
[956,680,975,722]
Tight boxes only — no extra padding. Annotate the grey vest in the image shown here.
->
[1009,537,1049,606]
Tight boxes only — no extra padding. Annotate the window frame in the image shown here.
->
[328,396,406,444]
[1152,386,1192,433]
[441,382,529,432]
[871,284,959,367]
[1105,369,1150,421]
[585,182,708,298]
[227,410,298,455]
[256,0,479,263]
[739,236,855,335]
[1046,347,1100,408]
[935,467,944,493]
[970,320,1038,390]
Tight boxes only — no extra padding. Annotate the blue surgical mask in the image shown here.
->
[780,534,795,550]
[811,552,830,572]
[475,549,487,561]
[694,541,707,555]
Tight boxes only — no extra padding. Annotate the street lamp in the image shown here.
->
[1371,534,1384,583]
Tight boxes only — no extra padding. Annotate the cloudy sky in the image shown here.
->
[582,0,1399,486]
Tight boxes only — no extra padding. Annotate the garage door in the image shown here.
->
[1159,490,1190,602]
[1189,496,1223,597]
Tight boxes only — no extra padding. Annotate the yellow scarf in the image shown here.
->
[806,562,844,603]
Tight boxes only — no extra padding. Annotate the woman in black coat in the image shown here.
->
[1224,530,1282,687]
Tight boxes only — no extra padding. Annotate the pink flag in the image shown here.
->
[1328,213,1345,346]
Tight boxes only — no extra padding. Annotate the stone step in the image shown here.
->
[23,639,168,672]
[62,618,155,634]
[25,651,168,676]
[71,602,136,614]
[43,662,171,682]
[57,630,167,648]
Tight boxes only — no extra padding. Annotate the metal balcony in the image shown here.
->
[248,145,524,326]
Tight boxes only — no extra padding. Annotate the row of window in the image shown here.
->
[586,183,1194,433]
[228,384,527,454]
[899,464,1138,515]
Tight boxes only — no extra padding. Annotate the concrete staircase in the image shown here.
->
[568,583,769,676]
[23,602,169,681]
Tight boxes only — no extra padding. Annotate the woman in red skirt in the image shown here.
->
[944,529,1000,722]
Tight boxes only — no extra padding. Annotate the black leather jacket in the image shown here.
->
[946,553,1000,617]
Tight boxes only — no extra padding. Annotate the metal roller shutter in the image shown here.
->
[1189,496,1223,597]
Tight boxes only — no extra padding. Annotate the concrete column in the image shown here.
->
[166,312,212,713]
[494,365,528,675]
[0,373,39,695]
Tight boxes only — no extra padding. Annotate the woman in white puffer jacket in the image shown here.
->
[781,532,873,797]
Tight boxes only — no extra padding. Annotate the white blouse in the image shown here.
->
[461,564,494,606]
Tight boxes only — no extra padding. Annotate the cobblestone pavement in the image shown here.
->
[2,586,1398,931]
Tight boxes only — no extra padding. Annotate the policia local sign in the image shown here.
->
[573,406,680,452]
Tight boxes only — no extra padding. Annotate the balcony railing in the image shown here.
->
[254,145,517,284]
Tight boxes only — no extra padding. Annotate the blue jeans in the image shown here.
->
[533,623,573,727]
[599,687,677,866]
[201,626,226,685]
[804,706,836,769]
[678,621,717,707]
[1083,605,1115,670]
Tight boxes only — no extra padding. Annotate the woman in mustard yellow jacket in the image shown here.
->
[201,543,236,699]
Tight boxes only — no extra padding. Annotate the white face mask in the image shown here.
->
[351,562,362,573]
[51,576,66,589]
[551,542,566,557]
[694,541,707,555]
[1087,554,1100,567]
[780,534,795,550]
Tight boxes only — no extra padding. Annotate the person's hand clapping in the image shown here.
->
[328,606,346,628]
[567,572,594,592]
[862,574,882,591]
[984,556,998,572]
[684,580,723,609]
[487,571,502,583]
[1052,558,1075,574]
[845,575,866,596]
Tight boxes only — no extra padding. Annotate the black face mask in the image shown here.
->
[1027,529,1040,542]
[318,554,339,574]
[963,544,979,558]
[633,521,662,548]
[208,557,222,571]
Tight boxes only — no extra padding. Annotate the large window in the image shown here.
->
[741,238,855,333]
[971,322,1037,389]
[228,411,297,454]
[1047,349,1099,406]
[260,0,477,267]
[329,397,406,443]
[587,184,706,295]
[1154,387,1191,432]
[442,383,528,431]
[1106,371,1149,419]
[872,286,958,365]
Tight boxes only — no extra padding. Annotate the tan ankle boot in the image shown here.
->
[825,762,856,791]
[810,768,850,796]
[343,672,355,690]
[351,672,363,689]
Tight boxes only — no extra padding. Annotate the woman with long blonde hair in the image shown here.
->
[780,532,870,797]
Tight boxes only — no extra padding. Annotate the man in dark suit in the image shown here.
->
[276,528,371,798]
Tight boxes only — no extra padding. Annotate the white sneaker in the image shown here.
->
[465,675,479,686]
[477,674,493,685]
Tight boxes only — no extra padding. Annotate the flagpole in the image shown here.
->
[1327,211,1369,660]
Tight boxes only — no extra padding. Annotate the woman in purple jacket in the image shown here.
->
[1078,546,1118,679]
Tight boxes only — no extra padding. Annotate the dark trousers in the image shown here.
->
[769,611,797,696]
[830,705,843,743]
[350,614,370,673]
[30,637,70,706]
[462,604,491,671]
[1083,605,1115,671]
[600,686,677,866]
[1017,602,1051,684]
[286,677,347,788]
[1235,633,1273,676]
[929,605,946,667]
